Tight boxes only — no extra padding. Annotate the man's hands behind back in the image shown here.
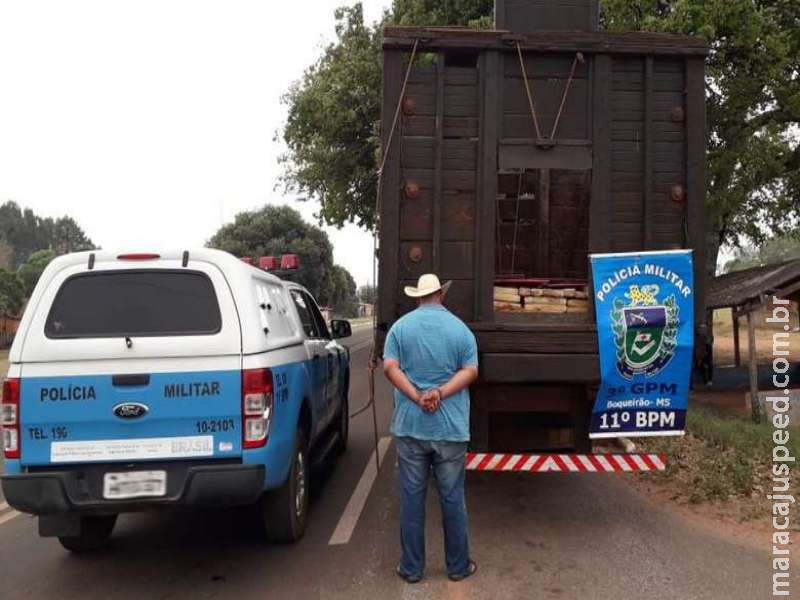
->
[419,388,442,413]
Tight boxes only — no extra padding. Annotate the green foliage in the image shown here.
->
[358,283,377,304]
[601,0,800,249]
[280,1,493,229]
[642,407,798,503]
[17,249,57,297]
[206,205,356,307]
[0,201,94,269]
[330,265,359,317]
[280,4,384,230]
[722,233,800,272]
[50,216,94,256]
[0,269,24,316]
[390,0,494,28]
[284,0,798,266]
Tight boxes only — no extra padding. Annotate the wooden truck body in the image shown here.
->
[376,0,708,452]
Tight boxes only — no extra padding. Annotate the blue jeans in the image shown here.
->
[395,436,470,578]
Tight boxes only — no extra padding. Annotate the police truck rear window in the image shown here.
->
[45,270,222,338]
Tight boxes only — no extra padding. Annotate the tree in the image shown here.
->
[0,201,94,268]
[206,205,356,306]
[601,0,799,272]
[17,249,57,296]
[283,1,800,276]
[722,234,800,272]
[330,265,359,317]
[358,284,377,304]
[280,5,384,230]
[50,217,94,255]
[0,269,24,316]
[0,239,13,270]
[389,0,494,28]
[280,2,493,229]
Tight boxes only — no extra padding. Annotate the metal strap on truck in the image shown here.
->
[466,453,666,473]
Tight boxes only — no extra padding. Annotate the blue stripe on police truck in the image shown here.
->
[18,369,242,467]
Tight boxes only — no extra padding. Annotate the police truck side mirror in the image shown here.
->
[330,319,352,339]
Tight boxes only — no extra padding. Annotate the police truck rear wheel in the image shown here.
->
[57,514,117,553]
[262,429,308,543]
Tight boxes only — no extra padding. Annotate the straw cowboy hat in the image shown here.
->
[404,273,452,298]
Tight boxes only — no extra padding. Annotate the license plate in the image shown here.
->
[103,470,167,500]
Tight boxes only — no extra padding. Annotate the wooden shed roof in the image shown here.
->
[707,260,800,310]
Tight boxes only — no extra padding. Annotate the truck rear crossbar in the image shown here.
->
[465,453,666,473]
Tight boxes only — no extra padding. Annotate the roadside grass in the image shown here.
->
[639,407,800,506]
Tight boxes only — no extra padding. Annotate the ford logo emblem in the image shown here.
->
[113,402,149,419]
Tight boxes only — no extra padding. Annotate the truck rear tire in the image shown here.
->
[57,514,117,553]
[261,428,308,543]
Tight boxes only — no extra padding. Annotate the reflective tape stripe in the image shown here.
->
[466,453,485,470]
[465,453,666,473]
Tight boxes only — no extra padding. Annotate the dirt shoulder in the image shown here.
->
[629,405,800,541]
[712,307,800,366]
[630,472,775,552]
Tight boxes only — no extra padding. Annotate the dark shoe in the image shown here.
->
[448,560,477,582]
[396,565,423,584]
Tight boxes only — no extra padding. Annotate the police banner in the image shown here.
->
[589,250,694,438]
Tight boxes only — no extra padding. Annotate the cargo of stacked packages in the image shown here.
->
[494,286,589,313]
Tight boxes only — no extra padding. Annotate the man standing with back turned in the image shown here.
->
[383,273,479,584]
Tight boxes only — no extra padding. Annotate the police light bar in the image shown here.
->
[280,254,300,270]
[259,256,278,271]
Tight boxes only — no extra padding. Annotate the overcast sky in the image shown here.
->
[0,0,393,286]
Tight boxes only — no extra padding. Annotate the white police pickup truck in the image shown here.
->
[0,249,352,551]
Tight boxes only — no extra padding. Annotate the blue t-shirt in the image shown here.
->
[383,304,478,442]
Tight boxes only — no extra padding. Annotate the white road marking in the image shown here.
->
[0,509,20,526]
[329,436,391,546]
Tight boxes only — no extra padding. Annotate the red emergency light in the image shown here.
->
[259,256,278,271]
[280,254,300,270]
[117,253,160,260]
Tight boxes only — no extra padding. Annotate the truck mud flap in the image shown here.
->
[465,453,666,473]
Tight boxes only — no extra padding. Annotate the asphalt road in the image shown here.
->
[0,326,797,599]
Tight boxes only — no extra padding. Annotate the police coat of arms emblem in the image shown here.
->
[611,285,679,379]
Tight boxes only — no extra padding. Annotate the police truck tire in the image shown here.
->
[262,428,308,543]
[57,514,117,553]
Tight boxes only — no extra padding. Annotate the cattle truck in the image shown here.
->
[375,0,708,459]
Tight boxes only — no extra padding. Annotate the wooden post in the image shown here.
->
[746,310,761,423]
[686,57,708,368]
[588,53,611,321]
[475,50,500,322]
[432,52,444,274]
[643,56,653,250]
[732,310,740,367]
[538,169,551,276]
[377,49,403,332]
[588,54,611,255]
